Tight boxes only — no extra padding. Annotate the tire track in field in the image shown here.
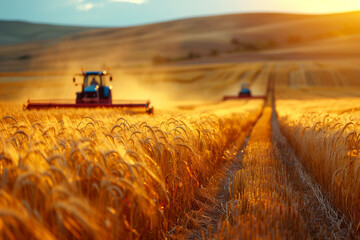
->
[187,68,356,239]
[186,68,271,239]
[185,107,265,239]
[212,94,312,239]
[270,70,354,239]
[271,104,355,239]
[270,69,356,239]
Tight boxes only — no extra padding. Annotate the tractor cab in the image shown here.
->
[238,83,251,97]
[74,71,113,104]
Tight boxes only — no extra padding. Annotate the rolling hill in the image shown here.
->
[0,20,94,45]
[0,11,360,71]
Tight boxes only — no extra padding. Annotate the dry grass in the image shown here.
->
[0,100,263,239]
[276,98,360,232]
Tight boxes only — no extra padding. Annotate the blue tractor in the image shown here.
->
[223,82,266,100]
[25,70,153,113]
[74,71,113,104]
[238,83,251,97]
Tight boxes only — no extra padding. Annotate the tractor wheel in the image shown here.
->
[146,107,154,114]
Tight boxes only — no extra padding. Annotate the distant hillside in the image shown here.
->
[0,21,95,45]
[0,12,360,71]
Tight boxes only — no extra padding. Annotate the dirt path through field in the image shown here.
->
[186,73,355,239]
[186,76,272,239]
[185,110,264,239]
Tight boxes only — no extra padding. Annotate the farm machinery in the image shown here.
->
[24,70,154,113]
[223,83,266,101]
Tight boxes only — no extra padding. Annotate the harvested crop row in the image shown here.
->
[0,100,263,239]
[213,107,309,239]
[276,98,360,231]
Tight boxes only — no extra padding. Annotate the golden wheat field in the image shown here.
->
[1,59,360,239]
[0,100,263,239]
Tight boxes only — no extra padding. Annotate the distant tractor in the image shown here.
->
[223,82,266,101]
[24,70,153,113]
[238,83,251,97]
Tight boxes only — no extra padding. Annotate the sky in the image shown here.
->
[0,0,359,27]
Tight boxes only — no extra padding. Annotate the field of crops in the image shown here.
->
[0,100,263,239]
[276,99,360,231]
[1,60,360,239]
